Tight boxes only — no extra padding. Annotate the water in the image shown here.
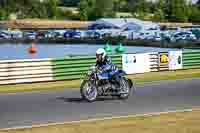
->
[0,43,179,60]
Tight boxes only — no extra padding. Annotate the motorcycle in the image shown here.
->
[80,65,135,102]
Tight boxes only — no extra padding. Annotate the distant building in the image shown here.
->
[87,18,160,32]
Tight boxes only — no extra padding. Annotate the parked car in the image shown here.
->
[172,31,196,41]
[23,31,37,39]
[0,31,11,39]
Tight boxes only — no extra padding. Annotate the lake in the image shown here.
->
[0,43,180,60]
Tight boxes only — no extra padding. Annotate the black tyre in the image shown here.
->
[127,78,136,94]
[118,78,131,99]
[80,80,98,102]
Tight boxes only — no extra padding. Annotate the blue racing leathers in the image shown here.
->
[95,55,118,81]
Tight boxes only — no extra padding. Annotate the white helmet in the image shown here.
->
[96,48,106,61]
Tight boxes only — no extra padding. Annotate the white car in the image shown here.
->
[0,32,11,39]
[173,32,197,41]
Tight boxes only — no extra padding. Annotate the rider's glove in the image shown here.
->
[96,67,104,73]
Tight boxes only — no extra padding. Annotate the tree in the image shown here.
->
[113,0,128,12]
[78,0,115,20]
[60,0,80,6]
[94,0,115,18]
[0,9,7,20]
[153,0,166,22]
[131,0,152,20]
[78,0,89,20]
[131,0,145,13]
[78,0,96,20]
[0,0,61,20]
[165,0,189,22]
[197,0,200,8]
[45,0,60,19]
[188,5,200,22]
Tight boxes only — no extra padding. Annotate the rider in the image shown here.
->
[95,48,122,91]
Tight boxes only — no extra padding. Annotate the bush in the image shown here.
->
[0,9,7,20]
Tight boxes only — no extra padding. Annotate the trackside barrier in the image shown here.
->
[0,55,122,85]
[158,52,169,71]
[168,51,183,70]
[183,50,200,69]
[122,53,150,74]
[149,52,159,72]
[51,55,122,81]
[0,58,53,85]
[0,50,200,85]
[122,50,183,75]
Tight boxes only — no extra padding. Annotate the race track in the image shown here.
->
[0,78,200,129]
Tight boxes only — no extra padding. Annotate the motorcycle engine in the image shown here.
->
[104,83,110,90]
[103,80,112,92]
[98,80,111,93]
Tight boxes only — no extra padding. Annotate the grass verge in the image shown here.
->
[1,109,200,133]
[0,69,200,94]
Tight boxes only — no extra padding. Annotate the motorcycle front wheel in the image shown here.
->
[80,80,98,102]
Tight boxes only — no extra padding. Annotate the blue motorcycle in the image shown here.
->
[80,65,135,102]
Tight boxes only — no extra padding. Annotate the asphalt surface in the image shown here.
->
[0,78,200,129]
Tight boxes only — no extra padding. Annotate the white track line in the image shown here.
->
[1,108,198,131]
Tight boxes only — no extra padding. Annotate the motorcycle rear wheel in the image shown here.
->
[118,78,131,99]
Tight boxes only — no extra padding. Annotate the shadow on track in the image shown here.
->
[56,96,126,103]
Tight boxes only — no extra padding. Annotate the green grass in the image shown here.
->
[1,109,200,133]
[127,68,200,83]
[116,12,133,17]
[0,69,200,94]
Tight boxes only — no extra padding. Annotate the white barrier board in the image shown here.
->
[122,53,150,74]
[168,51,183,70]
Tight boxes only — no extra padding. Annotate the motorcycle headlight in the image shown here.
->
[88,70,92,75]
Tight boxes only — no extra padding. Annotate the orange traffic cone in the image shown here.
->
[28,43,37,54]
